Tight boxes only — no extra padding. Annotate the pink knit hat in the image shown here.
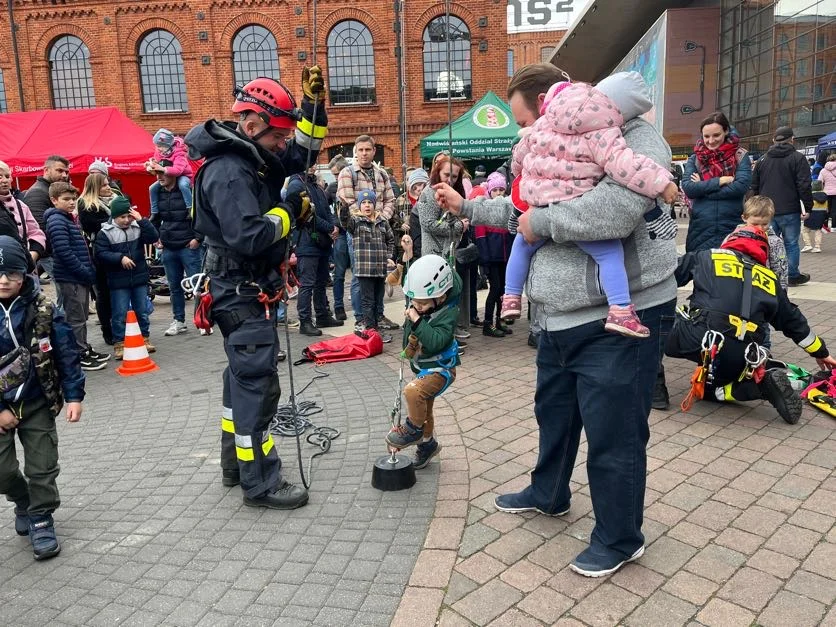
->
[540,81,571,115]
[484,172,507,196]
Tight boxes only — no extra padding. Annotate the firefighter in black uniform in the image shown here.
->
[186,69,327,509]
[667,224,836,424]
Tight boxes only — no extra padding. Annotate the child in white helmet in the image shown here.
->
[386,254,461,469]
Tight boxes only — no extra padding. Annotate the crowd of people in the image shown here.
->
[1,59,835,582]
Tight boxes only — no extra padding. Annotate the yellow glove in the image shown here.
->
[302,65,325,100]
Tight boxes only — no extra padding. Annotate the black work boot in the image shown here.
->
[299,320,322,336]
[652,374,670,410]
[316,315,344,328]
[759,369,802,424]
[244,481,309,510]
[14,500,29,536]
[222,469,240,487]
[334,307,347,321]
[29,514,60,560]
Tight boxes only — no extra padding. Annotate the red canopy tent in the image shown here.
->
[0,107,158,215]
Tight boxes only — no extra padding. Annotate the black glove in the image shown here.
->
[302,65,325,101]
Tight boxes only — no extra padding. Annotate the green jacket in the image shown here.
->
[402,271,461,374]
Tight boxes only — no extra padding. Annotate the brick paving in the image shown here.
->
[1,294,439,626]
[394,222,836,626]
[2,219,835,625]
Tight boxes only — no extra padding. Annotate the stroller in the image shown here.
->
[145,244,193,303]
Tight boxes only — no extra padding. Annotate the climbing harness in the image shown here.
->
[681,329,724,412]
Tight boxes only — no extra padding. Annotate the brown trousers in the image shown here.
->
[403,369,455,438]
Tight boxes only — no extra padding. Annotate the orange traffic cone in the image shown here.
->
[116,310,159,377]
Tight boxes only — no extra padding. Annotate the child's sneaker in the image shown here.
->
[500,294,522,320]
[801,245,813,253]
[385,418,424,448]
[80,350,107,371]
[414,438,441,469]
[14,501,29,536]
[604,304,650,338]
[497,322,513,335]
[29,514,60,560]
[483,323,506,338]
[88,347,110,362]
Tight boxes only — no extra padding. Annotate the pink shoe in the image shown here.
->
[500,294,522,320]
[604,304,650,338]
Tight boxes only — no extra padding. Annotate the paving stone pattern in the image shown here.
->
[394,222,836,626]
[1,299,438,626]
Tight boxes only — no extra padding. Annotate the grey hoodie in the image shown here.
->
[462,117,677,331]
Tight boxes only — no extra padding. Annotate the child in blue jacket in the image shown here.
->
[44,182,105,371]
[0,236,85,560]
[94,197,159,359]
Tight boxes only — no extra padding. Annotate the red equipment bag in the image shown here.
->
[294,330,384,366]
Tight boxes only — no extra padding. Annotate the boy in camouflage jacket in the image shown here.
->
[0,236,84,560]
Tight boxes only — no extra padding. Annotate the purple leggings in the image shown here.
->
[504,233,631,306]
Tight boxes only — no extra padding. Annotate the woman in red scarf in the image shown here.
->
[681,112,752,252]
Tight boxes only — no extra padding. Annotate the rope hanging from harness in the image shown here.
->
[681,330,724,412]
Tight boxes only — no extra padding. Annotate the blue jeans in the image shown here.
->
[111,284,150,342]
[526,299,675,559]
[343,233,364,321]
[150,177,193,215]
[161,246,203,322]
[771,214,801,278]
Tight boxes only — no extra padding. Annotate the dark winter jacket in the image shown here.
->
[186,98,326,277]
[44,208,95,285]
[409,204,422,259]
[751,142,813,215]
[682,152,752,252]
[0,277,85,411]
[78,199,111,249]
[22,176,51,229]
[474,224,513,264]
[94,219,159,290]
[287,173,336,257]
[149,183,198,250]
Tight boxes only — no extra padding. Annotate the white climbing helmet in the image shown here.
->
[403,254,454,300]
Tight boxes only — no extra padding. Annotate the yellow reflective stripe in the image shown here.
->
[262,435,275,456]
[221,417,235,433]
[266,207,291,240]
[236,446,254,461]
[804,336,823,354]
[296,117,327,139]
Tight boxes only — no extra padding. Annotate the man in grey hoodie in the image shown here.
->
[435,64,677,578]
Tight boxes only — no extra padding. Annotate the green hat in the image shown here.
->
[110,196,133,219]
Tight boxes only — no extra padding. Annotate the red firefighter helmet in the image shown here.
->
[720,224,769,265]
[232,77,301,130]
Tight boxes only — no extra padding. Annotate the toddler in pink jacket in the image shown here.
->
[146,128,194,216]
[503,71,678,338]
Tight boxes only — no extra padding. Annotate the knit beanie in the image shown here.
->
[484,172,507,196]
[357,189,376,205]
[89,158,109,177]
[153,129,175,148]
[407,169,429,192]
[110,196,133,219]
[0,235,30,274]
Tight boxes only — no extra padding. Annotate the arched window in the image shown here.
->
[138,29,188,112]
[423,16,471,101]
[48,35,95,109]
[0,69,7,113]
[326,20,376,105]
[233,24,279,85]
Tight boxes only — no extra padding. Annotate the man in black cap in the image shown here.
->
[472,165,487,186]
[751,126,813,286]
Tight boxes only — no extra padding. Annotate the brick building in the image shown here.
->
[0,0,564,175]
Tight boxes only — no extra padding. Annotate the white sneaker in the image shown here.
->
[812,247,822,253]
[801,245,813,252]
[164,320,188,336]
[199,328,213,336]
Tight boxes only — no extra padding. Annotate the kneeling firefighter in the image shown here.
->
[667,225,836,424]
[186,68,327,509]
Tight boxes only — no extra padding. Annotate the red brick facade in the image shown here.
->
[0,0,552,173]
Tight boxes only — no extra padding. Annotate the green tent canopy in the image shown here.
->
[420,91,521,160]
